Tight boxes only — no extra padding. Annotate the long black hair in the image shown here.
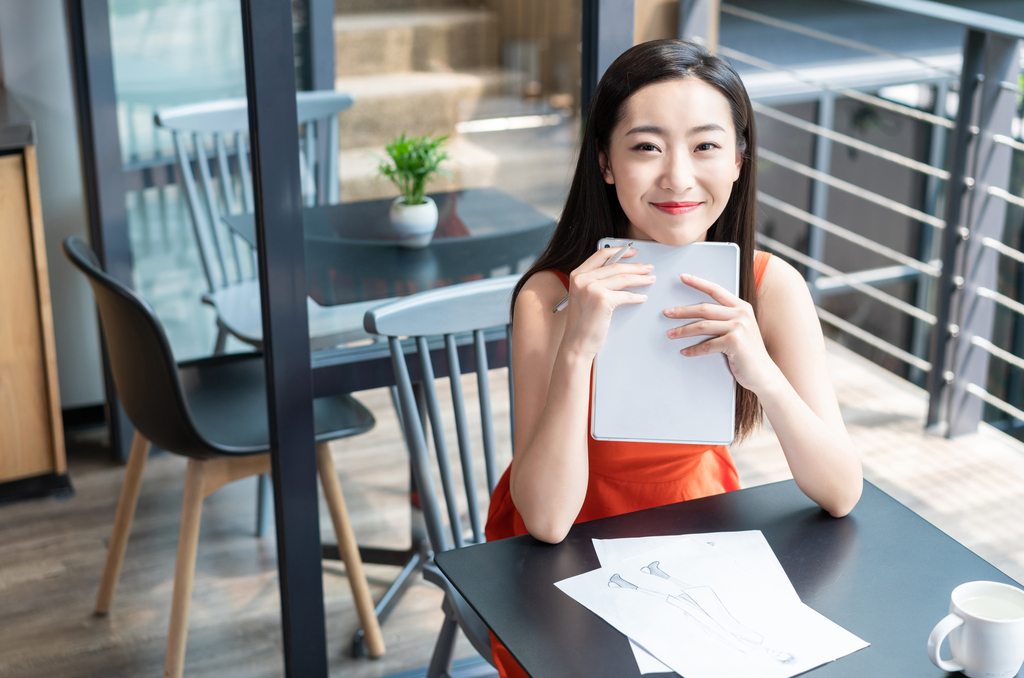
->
[512,39,762,439]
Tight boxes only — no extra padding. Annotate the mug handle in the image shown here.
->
[927,613,965,672]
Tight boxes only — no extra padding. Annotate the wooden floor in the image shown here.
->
[1,339,1023,678]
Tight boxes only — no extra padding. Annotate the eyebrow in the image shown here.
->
[624,123,727,136]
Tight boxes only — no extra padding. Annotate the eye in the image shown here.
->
[695,142,721,152]
[631,142,660,152]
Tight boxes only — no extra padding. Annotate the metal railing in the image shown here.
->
[712,0,1024,437]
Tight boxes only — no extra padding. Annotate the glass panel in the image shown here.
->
[111,0,246,165]
[110,0,582,360]
[332,0,580,216]
[110,0,248,359]
[315,0,580,314]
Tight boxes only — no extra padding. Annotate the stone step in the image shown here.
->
[334,9,499,78]
[335,69,516,150]
[339,135,500,202]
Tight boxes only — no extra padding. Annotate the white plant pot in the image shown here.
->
[389,196,439,249]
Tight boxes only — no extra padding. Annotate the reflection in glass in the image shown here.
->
[111,0,581,360]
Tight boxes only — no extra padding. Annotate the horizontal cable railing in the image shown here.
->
[721,3,962,79]
[965,147,1024,429]
[981,237,1024,267]
[718,44,957,129]
[817,306,933,372]
[757,233,938,325]
[977,286,1024,318]
[722,4,958,380]
[965,382,1024,422]
[813,263,928,290]
[758,191,942,276]
[963,333,1024,421]
[722,0,1024,434]
[759,148,947,229]
[971,336,1024,373]
[993,134,1024,154]
[987,185,1024,210]
[753,102,951,179]
[851,0,1024,41]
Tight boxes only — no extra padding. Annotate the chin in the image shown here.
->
[629,214,712,247]
[669,232,707,247]
[638,227,708,248]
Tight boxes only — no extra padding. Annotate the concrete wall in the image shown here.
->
[0,0,105,409]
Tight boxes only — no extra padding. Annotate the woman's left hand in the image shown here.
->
[663,273,780,393]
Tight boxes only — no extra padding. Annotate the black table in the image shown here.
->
[224,187,554,396]
[436,480,1022,678]
[223,187,556,308]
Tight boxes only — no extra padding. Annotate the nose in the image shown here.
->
[659,150,696,194]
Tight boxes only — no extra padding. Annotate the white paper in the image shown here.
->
[557,537,868,678]
[592,532,799,674]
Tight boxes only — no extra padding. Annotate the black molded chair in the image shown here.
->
[364,275,519,678]
[63,237,385,677]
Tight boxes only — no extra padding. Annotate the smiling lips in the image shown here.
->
[652,201,702,215]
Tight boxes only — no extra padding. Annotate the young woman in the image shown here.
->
[483,39,862,675]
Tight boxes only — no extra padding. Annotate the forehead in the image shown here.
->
[616,77,735,134]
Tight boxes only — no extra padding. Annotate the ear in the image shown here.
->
[732,149,743,183]
[598,148,615,185]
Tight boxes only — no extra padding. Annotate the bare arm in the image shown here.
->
[754,258,861,515]
[665,256,862,517]
[509,249,654,543]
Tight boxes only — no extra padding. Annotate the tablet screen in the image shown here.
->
[591,239,738,445]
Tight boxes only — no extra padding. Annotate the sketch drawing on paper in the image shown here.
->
[608,561,796,664]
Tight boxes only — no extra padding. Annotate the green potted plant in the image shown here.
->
[378,132,450,248]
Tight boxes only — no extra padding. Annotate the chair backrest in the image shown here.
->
[62,237,220,458]
[155,90,354,292]
[364,276,519,554]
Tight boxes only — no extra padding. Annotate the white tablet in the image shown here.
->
[591,238,739,445]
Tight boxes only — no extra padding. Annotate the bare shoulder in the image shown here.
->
[757,255,811,311]
[757,254,810,306]
[755,254,820,349]
[511,270,569,386]
[515,269,569,318]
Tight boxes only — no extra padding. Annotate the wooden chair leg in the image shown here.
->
[164,459,207,678]
[95,430,151,615]
[316,441,386,658]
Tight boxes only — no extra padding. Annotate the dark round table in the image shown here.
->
[223,187,557,307]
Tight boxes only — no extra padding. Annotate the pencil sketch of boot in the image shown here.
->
[609,573,672,601]
[609,573,638,590]
[608,574,757,653]
[642,561,762,645]
[640,561,796,664]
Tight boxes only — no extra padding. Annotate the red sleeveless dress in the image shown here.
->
[483,251,771,678]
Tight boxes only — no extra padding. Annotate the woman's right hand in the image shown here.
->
[560,246,655,358]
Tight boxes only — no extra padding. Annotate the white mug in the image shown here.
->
[927,580,1024,678]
